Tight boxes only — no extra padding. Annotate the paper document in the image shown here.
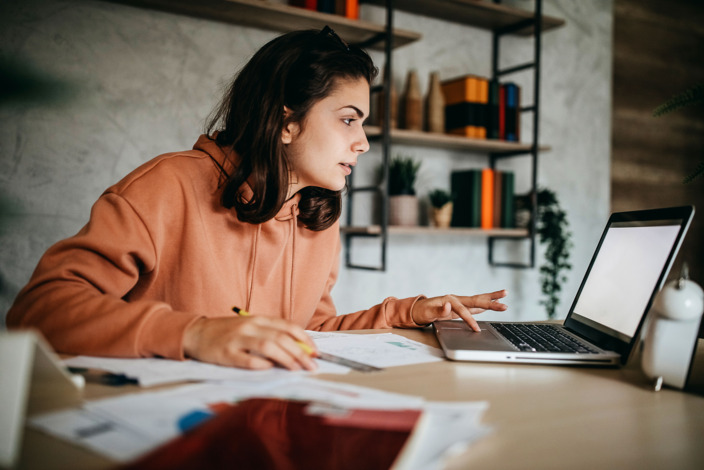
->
[62,333,443,387]
[314,333,444,368]
[62,356,309,387]
[29,378,489,468]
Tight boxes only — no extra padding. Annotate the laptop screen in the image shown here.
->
[564,206,694,360]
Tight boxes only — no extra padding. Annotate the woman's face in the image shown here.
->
[283,77,370,196]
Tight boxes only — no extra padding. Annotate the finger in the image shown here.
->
[249,331,318,371]
[214,349,276,370]
[446,296,481,332]
[250,316,317,351]
[443,301,452,318]
[459,291,509,312]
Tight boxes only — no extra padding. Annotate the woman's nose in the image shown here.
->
[355,129,370,154]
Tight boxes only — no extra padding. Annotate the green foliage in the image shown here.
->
[536,188,573,319]
[652,82,704,117]
[428,188,453,208]
[388,156,421,195]
[652,82,704,183]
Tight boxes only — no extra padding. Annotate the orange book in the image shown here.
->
[481,168,494,229]
[442,75,479,105]
[443,75,490,138]
[335,0,358,18]
[346,0,359,19]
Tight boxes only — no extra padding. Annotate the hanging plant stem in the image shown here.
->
[536,188,573,319]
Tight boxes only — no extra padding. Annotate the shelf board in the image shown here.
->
[364,126,550,153]
[362,0,565,35]
[107,0,421,49]
[342,225,529,237]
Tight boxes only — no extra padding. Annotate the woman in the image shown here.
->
[6,27,507,371]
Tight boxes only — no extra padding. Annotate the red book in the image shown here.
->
[289,0,317,10]
[481,168,495,229]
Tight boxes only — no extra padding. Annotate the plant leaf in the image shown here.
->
[652,82,704,117]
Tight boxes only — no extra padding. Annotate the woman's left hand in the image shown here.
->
[411,289,508,331]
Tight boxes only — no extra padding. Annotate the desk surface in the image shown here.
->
[17,328,704,470]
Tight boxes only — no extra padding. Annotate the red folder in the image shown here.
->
[120,398,421,470]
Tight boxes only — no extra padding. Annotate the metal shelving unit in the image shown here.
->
[344,0,564,271]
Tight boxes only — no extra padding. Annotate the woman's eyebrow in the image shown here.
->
[340,105,366,118]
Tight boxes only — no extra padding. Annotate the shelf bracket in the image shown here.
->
[489,0,542,269]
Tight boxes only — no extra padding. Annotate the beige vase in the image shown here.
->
[389,195,419,226]
[432,202,453,228]
[426,71,445,133]
[402,70,422,131]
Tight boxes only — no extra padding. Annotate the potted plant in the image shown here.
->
[515,188,573,319]
[428,188,453,228]
[387,155,421,226]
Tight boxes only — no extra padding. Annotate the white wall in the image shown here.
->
[0,0,613,324]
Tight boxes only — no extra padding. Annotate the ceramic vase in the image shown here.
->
[432,202,453,228]
[426,72,445,133]
[389,195,419,226]
[402,70,422,131]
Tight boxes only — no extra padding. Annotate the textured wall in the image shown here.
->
[612,0,704,284]
[0,0,613,324]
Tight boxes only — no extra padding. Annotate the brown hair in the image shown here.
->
[206,28,378,231]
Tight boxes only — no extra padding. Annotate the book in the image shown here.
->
[498,84,506,140]
[493,170,503,228]
[481,168,494,229]
[501,171,515,228]
[442,75,489,138]
[487,79,500,139]
[503,83,520,142]
[336,0,359,19]
[450,169,482,227]
[122,398,420,470]
[317,0,336,14]
[476,78,489,139]
[289,0,317,11]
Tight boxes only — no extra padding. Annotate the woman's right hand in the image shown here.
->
[183,315,318,371]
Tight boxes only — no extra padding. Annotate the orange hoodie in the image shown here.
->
[6,135,423,360]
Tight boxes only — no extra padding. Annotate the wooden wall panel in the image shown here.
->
[612,0,704,285]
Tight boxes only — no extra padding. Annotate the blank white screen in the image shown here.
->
[572,224,680,337]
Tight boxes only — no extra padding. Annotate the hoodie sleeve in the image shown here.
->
[5,192,201,359]
[304,239,426,331]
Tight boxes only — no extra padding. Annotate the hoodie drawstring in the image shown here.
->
[247,202,299,320]
[246,224,261,312]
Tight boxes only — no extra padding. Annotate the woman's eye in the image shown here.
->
[343,118,355,126]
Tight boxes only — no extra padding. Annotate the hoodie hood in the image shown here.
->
[194,133,302,318]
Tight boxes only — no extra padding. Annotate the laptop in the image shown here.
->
[433,205,695,366]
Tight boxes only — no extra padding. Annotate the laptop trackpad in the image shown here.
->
[434,320,513,352]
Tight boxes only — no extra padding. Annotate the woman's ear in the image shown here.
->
[281,106,299,144]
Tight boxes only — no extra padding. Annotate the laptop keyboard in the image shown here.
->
[490,323,600,354]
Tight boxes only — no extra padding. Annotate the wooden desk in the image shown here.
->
[17,329,704,470]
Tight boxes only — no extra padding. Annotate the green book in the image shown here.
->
[451,169,482,227]
[501,171,515,228]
